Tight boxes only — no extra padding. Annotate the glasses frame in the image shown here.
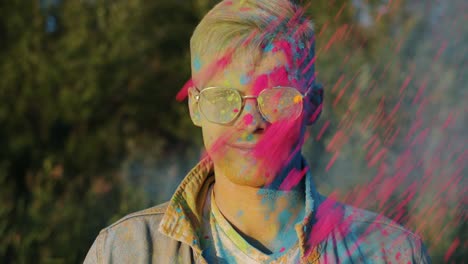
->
[193,86,312,124]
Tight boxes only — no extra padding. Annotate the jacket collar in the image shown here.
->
[158,156,323,261]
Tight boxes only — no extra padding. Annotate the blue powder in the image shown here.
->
[236,210,244,217]
[240,74,251,85]
[264,42,275,52]
[278,209,293,224]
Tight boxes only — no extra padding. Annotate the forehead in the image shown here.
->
[194,49,296,94]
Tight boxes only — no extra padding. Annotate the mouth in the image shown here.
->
[226,143,257,151]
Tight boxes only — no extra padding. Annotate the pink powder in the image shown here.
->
[207,131,234,159]
[279,167,308,191]
[268,66,290,87]
[306,197,346,250]
[252,117,303,180]
[252,74,269,95]
[243,114,254,125]
[272,40,293,69]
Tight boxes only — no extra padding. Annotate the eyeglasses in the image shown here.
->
[193,86,311,124]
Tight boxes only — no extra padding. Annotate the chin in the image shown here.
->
[215,152,274,187]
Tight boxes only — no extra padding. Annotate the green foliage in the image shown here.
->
[0,0,201,262]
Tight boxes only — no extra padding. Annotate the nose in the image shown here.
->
[235,98,268,132]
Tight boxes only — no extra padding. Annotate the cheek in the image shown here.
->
[201,123,231,151]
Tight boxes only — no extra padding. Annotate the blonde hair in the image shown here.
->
[190,0,317,89]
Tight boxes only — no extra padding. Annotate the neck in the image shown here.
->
[213,155,306,253]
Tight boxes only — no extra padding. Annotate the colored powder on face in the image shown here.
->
[240,74,251,85]
[207,131,234,159]
[223,78,231,87]
[279,247,286,253]
[243,114,254,125]
[233,108,239,113]
[244,104,252,111]
[252,117,303,180]
[238,132,249,141]
[246,134,254,141]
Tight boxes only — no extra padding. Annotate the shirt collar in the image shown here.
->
[158,156,323,260]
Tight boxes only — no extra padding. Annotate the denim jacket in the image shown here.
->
[84,158,430,263]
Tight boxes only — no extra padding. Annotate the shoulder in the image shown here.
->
[340,203,420,242]
[319,200,431,263]
[84,202,171,263]
[93,202,170,246]
[100,201,169,234]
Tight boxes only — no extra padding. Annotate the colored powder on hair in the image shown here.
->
[272,40,294,69]
[240,74,251,85]
[252,74,269,95]
[268,66,291,87]
[264,42,275,52]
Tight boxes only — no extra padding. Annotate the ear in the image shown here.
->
[305,83,324,125]
[188,87,202,127]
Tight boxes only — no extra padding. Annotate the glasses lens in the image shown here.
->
[258,87,303,122]
[199,88,242,124]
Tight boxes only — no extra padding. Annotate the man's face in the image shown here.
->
[190,49,308,187]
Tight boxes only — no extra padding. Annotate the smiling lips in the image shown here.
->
[227,143,257,150]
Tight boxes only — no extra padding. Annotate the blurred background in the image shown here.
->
[0,0,465,263]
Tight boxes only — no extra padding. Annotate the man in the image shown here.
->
[85,0,430,263]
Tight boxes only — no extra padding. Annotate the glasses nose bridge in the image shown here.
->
[240,95,268,123]
[241,95,259,111]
